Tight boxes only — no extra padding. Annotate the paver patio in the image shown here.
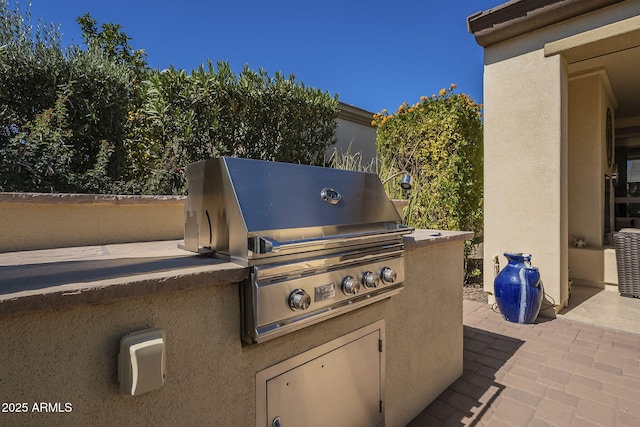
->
[408,300,640,426]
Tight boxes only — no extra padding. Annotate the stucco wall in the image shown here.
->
[483,47,569,313]
[0,194,185,253]
[566,69,618,288]
[330,117,378,168]
[0,232,467,427]
[568,70,613,247]
[568,246,618,287]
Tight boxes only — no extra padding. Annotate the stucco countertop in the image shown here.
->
[404,229,474,249]
[0,230,472,318]
[0,240,247,318]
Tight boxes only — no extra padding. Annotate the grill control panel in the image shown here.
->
[244,250,406,344]
[288,267,397,312]
[243,256,404,342]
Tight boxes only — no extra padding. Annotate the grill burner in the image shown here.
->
[183,157,413,343]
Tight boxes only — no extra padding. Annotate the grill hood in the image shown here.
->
[183,157,410,265]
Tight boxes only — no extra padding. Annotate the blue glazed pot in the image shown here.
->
[494,253,543,324]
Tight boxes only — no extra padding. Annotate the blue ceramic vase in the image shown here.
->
[494,253,543,324]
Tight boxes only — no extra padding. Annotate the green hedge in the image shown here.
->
[129,62,338,195]
[374,85,483,236]
[0,1,338,195]
[0,3,131,193]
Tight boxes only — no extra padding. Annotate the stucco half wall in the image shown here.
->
[0,193,185,252]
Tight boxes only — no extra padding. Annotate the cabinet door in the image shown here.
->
[257,321,384,427]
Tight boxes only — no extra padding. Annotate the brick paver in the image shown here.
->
[407,301,640,426]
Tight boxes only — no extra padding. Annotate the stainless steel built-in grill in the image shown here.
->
[183,156,413,344]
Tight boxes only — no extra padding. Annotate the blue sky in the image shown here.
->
[29,0,501,114]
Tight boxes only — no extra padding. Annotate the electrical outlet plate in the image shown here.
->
[118,328,166,396]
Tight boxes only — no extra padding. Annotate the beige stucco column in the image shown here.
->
[483,47,569,315]
[471,0,640,317]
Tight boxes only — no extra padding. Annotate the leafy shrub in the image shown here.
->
[0,1,338,195]
[373,85,483,236]
[132,62,338,194]
[0,1,133,192]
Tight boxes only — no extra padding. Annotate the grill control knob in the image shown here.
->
[380,267,397,284]
[362,271,380,288]
[341,276,361,295]
[289,289,311,311]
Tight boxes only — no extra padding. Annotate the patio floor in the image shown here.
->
[558,285,640,335]
[407,290,640,426]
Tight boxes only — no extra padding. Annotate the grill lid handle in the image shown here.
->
[259,237,281,253]
[254,225,413,255]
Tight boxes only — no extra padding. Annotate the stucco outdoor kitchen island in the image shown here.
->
[0,229,471,427]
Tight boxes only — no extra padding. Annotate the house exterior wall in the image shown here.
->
[332,117,378,167]
[479,1,640,314]
[567,70,618,288]
[568,70,613,247]
[329,102,377,168]
[483,47,568,313]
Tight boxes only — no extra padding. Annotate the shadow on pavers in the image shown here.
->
[407,326,524,426]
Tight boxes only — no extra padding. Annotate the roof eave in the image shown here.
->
[338,102,376,128]
[467,0,625,48]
